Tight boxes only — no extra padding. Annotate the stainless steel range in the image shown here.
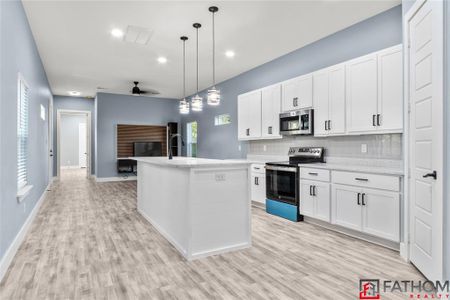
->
[265,147,325,221]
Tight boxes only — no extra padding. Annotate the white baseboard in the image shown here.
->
[95,175,137,182]
[0,182,50,283]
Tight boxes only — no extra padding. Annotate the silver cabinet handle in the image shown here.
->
[312,185,316,196]
[372,115,376,126]
[328,120,331,130]
[308,172,318,176]
[309,185,313,196]
[324,121,328,131]
[268,126,272,134]
[293,97,298,107]
[355,177,368,182]
[357,193,361,205]
[361,193,366,206]
[377,114,381,126]
[246,128,250,136]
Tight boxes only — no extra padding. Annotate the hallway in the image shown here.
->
[0,171,423,299]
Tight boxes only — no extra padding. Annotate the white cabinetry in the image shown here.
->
[331,170,400,242]
[346,45,403,135]
[251,164,266,204]
[313,64,346,136]
[281,74,313,112]
[300,168,331,222]
[261,84,281,138]
[237,90,262,140]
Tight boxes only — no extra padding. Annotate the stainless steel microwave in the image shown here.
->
[279,109,313,135]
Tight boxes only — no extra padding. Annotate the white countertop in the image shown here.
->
[130,156,252,168]
[297,162,404,176]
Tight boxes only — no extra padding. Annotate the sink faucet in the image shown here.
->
[168,133,185,160]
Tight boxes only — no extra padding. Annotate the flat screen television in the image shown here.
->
[133,142,163,157]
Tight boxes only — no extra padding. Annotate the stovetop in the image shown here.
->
[266,147,325,167]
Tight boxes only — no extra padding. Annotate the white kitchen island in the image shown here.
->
[131,157,252,260]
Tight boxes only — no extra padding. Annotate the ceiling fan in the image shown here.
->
[131,81,159,96]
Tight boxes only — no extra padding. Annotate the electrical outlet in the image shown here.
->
[23,203,26,213]
[263,145,267,152]
[215,174,226,181]
[361,144,368,154]
[238,145,241,152]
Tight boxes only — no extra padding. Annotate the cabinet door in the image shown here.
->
[281,78,299,112]
[377,45,403,133]
[261,84,281,138]
[362,189,400,242]
[251,174,266,204]
[314,182,331,222]
[313,71,329,137]
[332,184,362,231]
[300,181,315,217]
[238,90,262,139]
[346,54,378,134]
[328,65,346,135]
[297,74,313,109]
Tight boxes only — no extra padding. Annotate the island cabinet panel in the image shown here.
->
[135,158,251,260]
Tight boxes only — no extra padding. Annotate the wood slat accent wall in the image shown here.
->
[117,124,167,158]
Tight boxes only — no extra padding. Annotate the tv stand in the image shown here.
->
[117,158,137,174]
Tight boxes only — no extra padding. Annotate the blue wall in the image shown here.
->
[95,93,180,178]
[0,0,52,260]
[52,96,95,176]
[180,5,403,159]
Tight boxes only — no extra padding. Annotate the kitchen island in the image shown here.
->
[131,156,252,260]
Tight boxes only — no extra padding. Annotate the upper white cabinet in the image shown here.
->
[346,45,403,135]
[237,44,403,140]
[346,53,379,134]
[377,46,403,133]
[238,85,281,141]
[261,84,282,138]
[313,64,346,136]
[237,90,262,140]
[281,74,313,112]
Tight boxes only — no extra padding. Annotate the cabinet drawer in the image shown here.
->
[300,168,330,182]
[251,164,266,174]
[332,171,399,192]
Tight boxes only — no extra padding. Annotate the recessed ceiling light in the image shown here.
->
[68,91,81,96]
[157,57,168,64]
[111,28,124,38]
[225,50,235,58]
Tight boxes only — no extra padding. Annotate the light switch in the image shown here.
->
[263,145,267,152]
[238,145,241,152]
[361,144,367,153]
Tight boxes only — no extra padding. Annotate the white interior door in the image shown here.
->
[408,0,443,281]
[48,96,53,181]
[78,123,87,168]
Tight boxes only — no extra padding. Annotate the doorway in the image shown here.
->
[56,109,91,180]
[404,0,444,281]
[186,121,197,157]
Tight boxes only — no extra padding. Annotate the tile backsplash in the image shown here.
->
[248,134,402,160]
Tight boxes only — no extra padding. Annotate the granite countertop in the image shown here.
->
[130,156,252,168]
[297,162,404,176]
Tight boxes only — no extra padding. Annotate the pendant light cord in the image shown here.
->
[196,26,199,93]
[183,39,186,98]
[212,11,215,86]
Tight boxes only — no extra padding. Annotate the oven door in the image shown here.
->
[265,165,298,205]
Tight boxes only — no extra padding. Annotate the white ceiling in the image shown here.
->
[22,0,400,99]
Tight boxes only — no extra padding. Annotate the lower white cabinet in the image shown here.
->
[332,184,400,242]
[300,180,331,222]
[251,164,266,204]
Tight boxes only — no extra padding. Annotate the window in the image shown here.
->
[186,121,197,157]
[17,74,29,191]
[214,114,231,126]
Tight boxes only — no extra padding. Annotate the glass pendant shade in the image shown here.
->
[179,98,189,114]
[207,87,220,106]
[191,94,203,111]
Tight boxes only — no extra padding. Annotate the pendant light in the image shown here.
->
[179,36,189,114]
[207,6,220,106]
[191,23,203,112]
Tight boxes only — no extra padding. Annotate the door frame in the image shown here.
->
[56,109,91,179]
[48,95,53,183]
[403,0,444,279]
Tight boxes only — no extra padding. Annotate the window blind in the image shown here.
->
[17,76,29,190]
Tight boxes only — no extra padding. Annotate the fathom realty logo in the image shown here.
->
[360,279,381,300]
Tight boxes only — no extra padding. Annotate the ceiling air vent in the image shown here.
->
[124,25,153,45]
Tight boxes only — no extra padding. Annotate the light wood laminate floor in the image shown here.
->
[0,169,423,299]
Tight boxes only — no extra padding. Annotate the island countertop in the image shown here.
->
[130,156,252,168]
